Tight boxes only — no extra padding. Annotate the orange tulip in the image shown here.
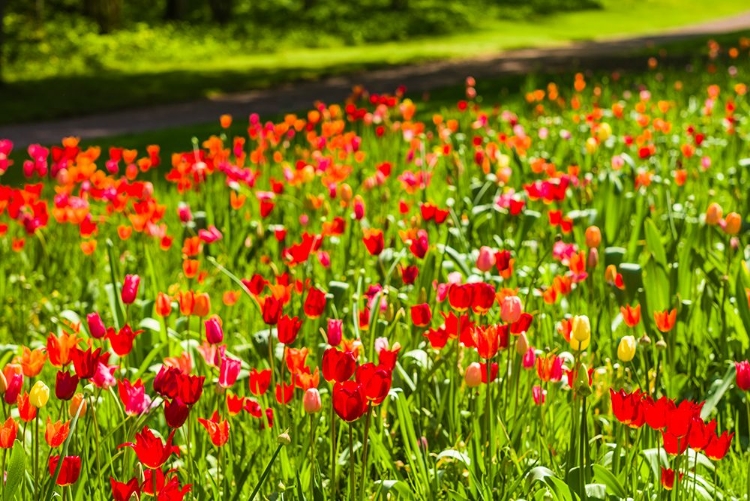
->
[16,347,47,378]
[193,293,211,317]
[183,259,199,279]
[45,418,70,448]
[155,292,172,317]
[654,309,677,333]
[47,332,80,367]
[69,393,87,417]
[621,304,641,328]
[17,392,37,422]
[0,417,18,448]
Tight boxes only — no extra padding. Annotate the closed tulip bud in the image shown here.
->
[326,318,343,346]
[353,196,365,220]
[476,246,496,272]
[277,432,291,445]
[587,247,599,269]
[705,203,722,225]
[69,393,87,417]
[655,339,667,350]
[585,226,601,248]
[725,212,742,235]
[617,336,637,362]
[30,381,50,408]
[501,296,522,324]
[0,371,6,394]
[193,293,211,317]
[465,362,482,388]
[574,363,592,396]
[86,312,106,339]
[205,315,224,344]
[178,203,192,223]
[515,332,529,355]
[121,275,140,305]
[303,388,322,413]
[571,315,591,342]
[639,334,652,346]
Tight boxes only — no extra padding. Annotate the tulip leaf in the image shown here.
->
[644,218,668,268]
[436,449,471,467]
[374,480,415,500]
[700,364,735,420]
[3,440,24,501]
[592,464,627,498]
[106,239,125,329]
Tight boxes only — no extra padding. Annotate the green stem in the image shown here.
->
[360,404,372,501]
[310,413,316,500]
[331,404,337,500]
[249,444,284,501]
[485,357,494,488]
[348,424,356,501]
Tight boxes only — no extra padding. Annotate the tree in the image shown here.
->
[208,0,233,24]
[164,0,185,20]
[83,0,122,33]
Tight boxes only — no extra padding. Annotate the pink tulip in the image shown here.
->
[205,316,224,345]
[303,388,322,413]
[219,355,241,389]
[87,312,107,339]
[327,319,343,346]
[465,362,482,388]
[121,275,140,305]
[476,246,496,272]
[500,296,522,324]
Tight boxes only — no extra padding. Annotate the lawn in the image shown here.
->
[0,0,748,125]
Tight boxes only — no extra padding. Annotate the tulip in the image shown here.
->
[476,246,496,272]
[178,203,192,223]
[261,296,282,325]
[464,362,482,388]
[218,355,241,389]
[621,304,641,327]
[49,455,82,486]
[617,336,637,362]
[571,315,591,342]
[705,203,723,225]
[205,316,224,344]
[515,332,529,355]
[736,360,750,391]
[410,303,432,327]
[585,226,601,248]
[69,393,87,417]
[303,287,327,319]
[532,385,546,405]
[199,411,230,447]
[322,347,357,383]
[332,381,368,422]
[121,275,140,305]
[193,293,211,317]
[277,315,302,345]
[303,388,322,413]
[654,309,677,333]
[87,312,107,339]
[30,380,50,408]
[249,368,272,396]
[155,292,172,317]
[118,379,152,416]
[327,318,343,346]
[122,427,177,469]
[500,296,522,324]
[111,478,141,501]
[0,417,18,448]
[587,247,599,269]
[724,212,742,235]
[362,229,385,256]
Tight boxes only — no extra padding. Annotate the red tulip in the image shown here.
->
[118,379,152,416]
[275,382,295,404]
[164,398,190,428]
[108,325,143,357]
[666,399,703,438]
[355,363,392,405]
[362,229,384,256]
[277,315,303,344]
[653,308,677,333]
[510,313,533,335]
[410,303,432,327]
[704,431,733,461]
[249,368,272,396]
[409,230,429,259]
[327,318,343,346]
[736,360,750,391]
[55,371,79,401]
[303,287,327,319]
[642,395,674,431]
[662,431,689,456]
[688,417,716,451]
[49,455,82,486]
[660,467,682,490]
[610,389,645,428]
[71,346,101,379]
[261,296,283,325]
[399,264,419,285]
[86,312,107,339]
[17,393,37,422]
[471,324,507,360]
[226,393,245,416]
[199,411,230,447]
[322,347,357,383]
[332,381,368,422]
[121,274,140,305]
[111,477,141,501]
[479,362,499,384]
[205,316,224,344]
[620,304,641,328]
[470,283,495,314]
[448,284,473,312]
[122,427,179,469]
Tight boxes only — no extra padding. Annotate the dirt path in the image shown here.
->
[3,11,750,148]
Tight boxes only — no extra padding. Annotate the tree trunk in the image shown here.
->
[164,0,185,20]
[83,0,122,33]
[208,0,233,24]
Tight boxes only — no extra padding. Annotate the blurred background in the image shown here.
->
[0,0,748,127]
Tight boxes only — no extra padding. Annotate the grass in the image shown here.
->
[1,0,748,125]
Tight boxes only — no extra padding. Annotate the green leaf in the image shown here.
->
[374,480,415,500]
[106,239,125,329]
[592,464,627,498]
[700,364,735,420]
[644,218,668,267]
[3,440,25,501]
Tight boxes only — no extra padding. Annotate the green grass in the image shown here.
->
[1,0,747,125]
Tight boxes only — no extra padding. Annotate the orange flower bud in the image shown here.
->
[705,203,723,225]
[725,212,742,235]
[585,226,601,248]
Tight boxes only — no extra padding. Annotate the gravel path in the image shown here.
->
[2,11,750,147]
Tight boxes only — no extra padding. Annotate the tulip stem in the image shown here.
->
[746,398,750,501]
[348,424,356,501]
[34,416,39,491]
[485,357,493,488]
[330,404,337,500]
[359,404,372,501]
[249,443,283,501]
[309,413,316,500]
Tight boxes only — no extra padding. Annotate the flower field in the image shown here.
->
[1,40,750,501]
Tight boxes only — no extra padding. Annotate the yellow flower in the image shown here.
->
[30,381,50,408]
[617,336,637,362]
[572,315,591,342]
